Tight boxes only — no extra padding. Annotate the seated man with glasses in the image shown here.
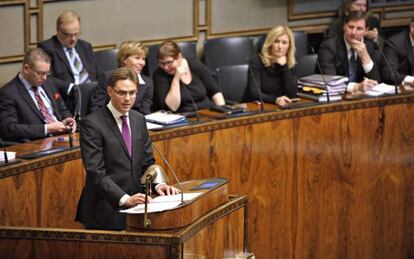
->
[0,48,76,142]
[38,11,98,107]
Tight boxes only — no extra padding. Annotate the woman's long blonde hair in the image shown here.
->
[260,25,296,69]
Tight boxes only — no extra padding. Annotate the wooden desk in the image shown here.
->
[1,94,414,258]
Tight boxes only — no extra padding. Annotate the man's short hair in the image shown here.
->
[344,10,368,27]
[108,67,138,89]
[56,11,81,28]
[23,48,50,68]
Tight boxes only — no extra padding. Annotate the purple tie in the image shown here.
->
[120,115,132,156]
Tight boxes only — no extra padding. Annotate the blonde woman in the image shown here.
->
[90,41,153,114]
[247,26,298,106]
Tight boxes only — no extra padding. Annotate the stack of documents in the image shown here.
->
[145,111,187,125]
[297,74,348,102]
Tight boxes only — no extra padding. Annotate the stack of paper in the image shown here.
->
[297,74,348,102]
[145,111,187,125]
[366,83,398,96]
[120,192,202,214]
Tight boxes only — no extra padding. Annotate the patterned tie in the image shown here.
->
[349,48,357,82]
[32,86,55,123]
[120,115,132,156]
[67,48,90,84]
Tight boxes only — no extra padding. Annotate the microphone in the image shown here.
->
[245,56,264,112]
[73,84,83,123]
[151,143,184,204]
[181,83,200,122]
[311,47,330,102]
[0,137,9,165]
[378,40,399,95]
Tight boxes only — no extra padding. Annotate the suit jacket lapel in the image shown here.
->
[103,107,131,160]
[53,36,74,77]
[405,31,414,73]
[76,44,90,73]
[42,82,62,121]
[15,77,45,121]
[338,39,349,76]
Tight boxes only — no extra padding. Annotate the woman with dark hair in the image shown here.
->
[153,40,225,112]
[326,0,383,48]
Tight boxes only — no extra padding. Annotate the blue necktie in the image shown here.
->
[349,49,357,82]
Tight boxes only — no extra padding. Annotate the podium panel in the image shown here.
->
[0,195,247,259]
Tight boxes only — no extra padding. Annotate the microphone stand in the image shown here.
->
[182,82,200,122]
[73,84,83,127]
[311,47,330,103]
[0,137,9,165]
[380,41,399,95]
[67,127,74,149]
[143,174,153,228]
[152,143,184,204]
[245,56,264,112]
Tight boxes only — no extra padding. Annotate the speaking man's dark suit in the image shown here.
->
[383,29,414,84]
[0,75,72,142]
[317,36,381,82]
[75,106,155,230]
[89,71,153,115]
[38,36,98,98]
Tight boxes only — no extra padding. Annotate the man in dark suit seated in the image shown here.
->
[75,67,179,230]
[38,11,98,107]
[0,48,76,142]
[318,10,381,93]
[383,18,414,86]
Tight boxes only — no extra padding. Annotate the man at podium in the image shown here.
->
[76,67,179,230]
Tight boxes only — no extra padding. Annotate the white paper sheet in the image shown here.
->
[120,192,203,214]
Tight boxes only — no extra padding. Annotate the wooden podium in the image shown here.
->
[127,177,230,230]
[0,178,248,259]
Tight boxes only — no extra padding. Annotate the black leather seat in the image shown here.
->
[94,48,119,73]
[203,37,254,72]
[296,54,317,78]
[216,64,249,103]
[72,82,98,120]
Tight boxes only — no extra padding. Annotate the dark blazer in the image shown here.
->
[383,29,414,84]
[89,71,153,115]
[317,36,381,82]
[246,54,297,103]
[38,36,99,98]
[325,15,382,45]
[0,75,72,142]
[75,107,155,230]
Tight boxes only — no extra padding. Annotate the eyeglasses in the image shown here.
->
[112,88,137,98]
[29,66,51,77]
[59,31,80,39]
[158,59,175,67]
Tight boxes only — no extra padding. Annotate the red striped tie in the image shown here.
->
[32,86,55,123]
